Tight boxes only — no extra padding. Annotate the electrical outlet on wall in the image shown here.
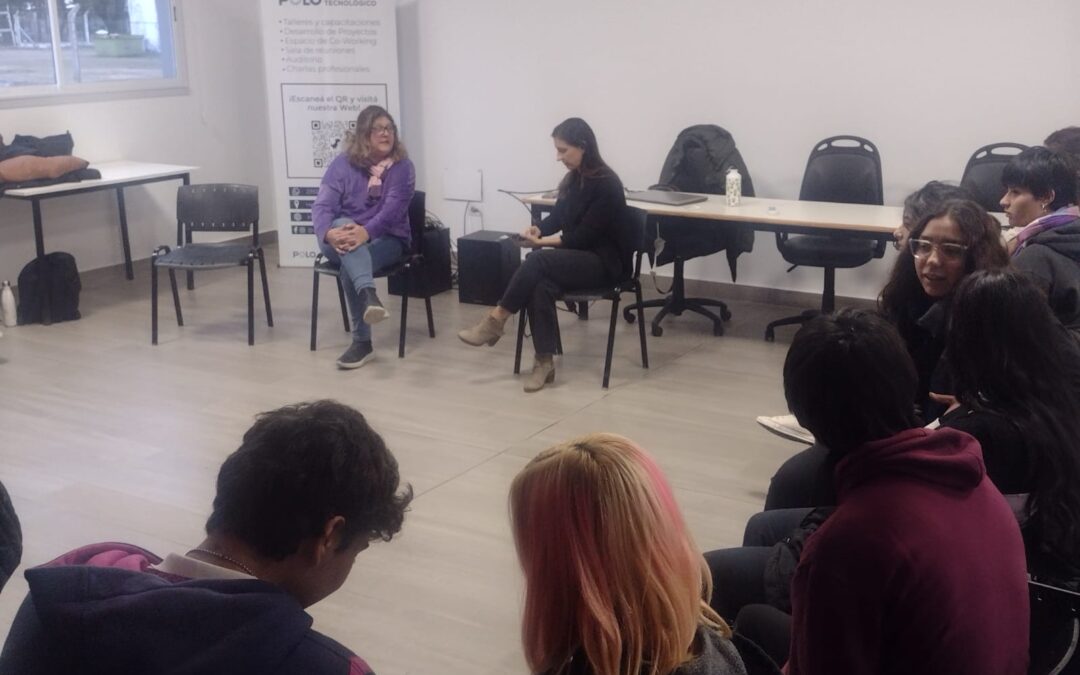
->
[466,204,484,231]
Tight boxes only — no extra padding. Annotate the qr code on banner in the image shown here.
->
[311,119,355,169]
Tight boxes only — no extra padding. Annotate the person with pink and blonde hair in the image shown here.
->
[509,434,752,675]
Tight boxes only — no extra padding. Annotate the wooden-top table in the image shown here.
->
[4,161,198,280]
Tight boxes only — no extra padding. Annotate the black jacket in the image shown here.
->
[540,169,630,282]
[652,125,756,280]
[1014,218,1080,341]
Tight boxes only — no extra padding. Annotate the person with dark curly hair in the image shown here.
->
[0,400,412,675]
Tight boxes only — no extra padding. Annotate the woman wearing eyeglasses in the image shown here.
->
[1000,146,1080,341]
[879,198,1009,422]
[763,199,1008,511]
[312,105,416,369]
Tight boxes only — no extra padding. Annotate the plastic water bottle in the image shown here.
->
[725,168,742,207]
[1,281,15,327]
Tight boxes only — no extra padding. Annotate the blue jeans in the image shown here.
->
[319,217,407,343]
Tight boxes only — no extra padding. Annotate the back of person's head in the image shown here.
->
[880,199,1008,323]
[509,434,727,675]
[205,400,412,561]
[552,117,608,177]
[784,310,919,454]
[1001,146,1078,211]
[901,181,975,231]
[948,270,1080,561]
[1045,126,1080,166]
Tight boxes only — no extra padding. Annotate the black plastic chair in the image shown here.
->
[764,136,887,341]
[960,142,1029,213]
[1029,578,1080,675]
[310,190,434,358]
[151,184,272,346]
[513,206,650,389]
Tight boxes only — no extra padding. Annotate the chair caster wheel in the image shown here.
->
[765,329,775,342]
[651,325,664,337]
[721,308,733,321]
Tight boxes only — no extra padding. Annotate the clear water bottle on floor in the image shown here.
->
[725,168,742,206]
[1,281,15,328]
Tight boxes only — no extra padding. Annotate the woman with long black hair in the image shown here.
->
[946,269,1080,585]
[458,118,629,392]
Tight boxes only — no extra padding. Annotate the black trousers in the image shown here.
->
[705,508,810,667]
[499,248,610,356]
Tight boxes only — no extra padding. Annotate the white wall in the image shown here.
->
[0,0,273,285]
[398,0,1080,299]
[4,0,1078,301]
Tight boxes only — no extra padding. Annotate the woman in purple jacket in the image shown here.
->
[312,105,416,369]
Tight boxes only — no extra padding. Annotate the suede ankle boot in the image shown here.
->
[457,314,506,347]
[523,354,555,393]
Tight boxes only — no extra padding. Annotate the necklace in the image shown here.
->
[188,548,257,577]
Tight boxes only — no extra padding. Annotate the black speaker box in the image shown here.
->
[457,230,522,305]
[388,227,452,298]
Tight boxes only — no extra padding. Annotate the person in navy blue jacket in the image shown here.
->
[0,400,413,674]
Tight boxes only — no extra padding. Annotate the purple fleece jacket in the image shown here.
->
[311,154,416,246]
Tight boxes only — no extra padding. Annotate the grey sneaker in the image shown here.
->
[336,341,374,369]
[362,288,389,325]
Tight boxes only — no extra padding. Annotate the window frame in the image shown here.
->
[0,0,188,108]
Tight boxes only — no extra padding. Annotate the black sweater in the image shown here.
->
[1014,218,1080,342]
[540,170,630,282]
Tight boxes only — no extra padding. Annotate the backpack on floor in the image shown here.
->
[16,252,82,326]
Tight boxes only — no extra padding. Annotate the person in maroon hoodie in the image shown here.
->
[781,309,1029,675]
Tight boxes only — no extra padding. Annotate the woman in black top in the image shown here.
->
[458,118,629,392]
[946,270,1080,587]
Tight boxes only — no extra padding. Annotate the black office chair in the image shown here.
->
[151,184,272,346]
[310,191,435,358]
[1029,578,1080,675]
[513,206,650,389]
[764,136,887,342]
[960,142,1029,213]
[622,125,755,337]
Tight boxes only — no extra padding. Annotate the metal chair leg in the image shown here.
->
[635,284,649,369]
[247,257,255,346]
[310,268,320,351]
[514,308,527,375]
[168,269,182,326]
[257,248,273,327]
[398,294,408,358]
[151,258,159,345]
[335,277,349,332]
[602,296,620,388]
[424,295,435,338]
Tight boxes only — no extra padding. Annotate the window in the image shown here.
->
[0,0,184,104]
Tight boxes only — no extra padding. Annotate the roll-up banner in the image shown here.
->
[259,0,401,266]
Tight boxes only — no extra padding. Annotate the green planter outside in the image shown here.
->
[92,34,145,57]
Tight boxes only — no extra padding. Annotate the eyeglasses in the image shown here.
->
[371,124,395,136]
[908,238,968,261]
